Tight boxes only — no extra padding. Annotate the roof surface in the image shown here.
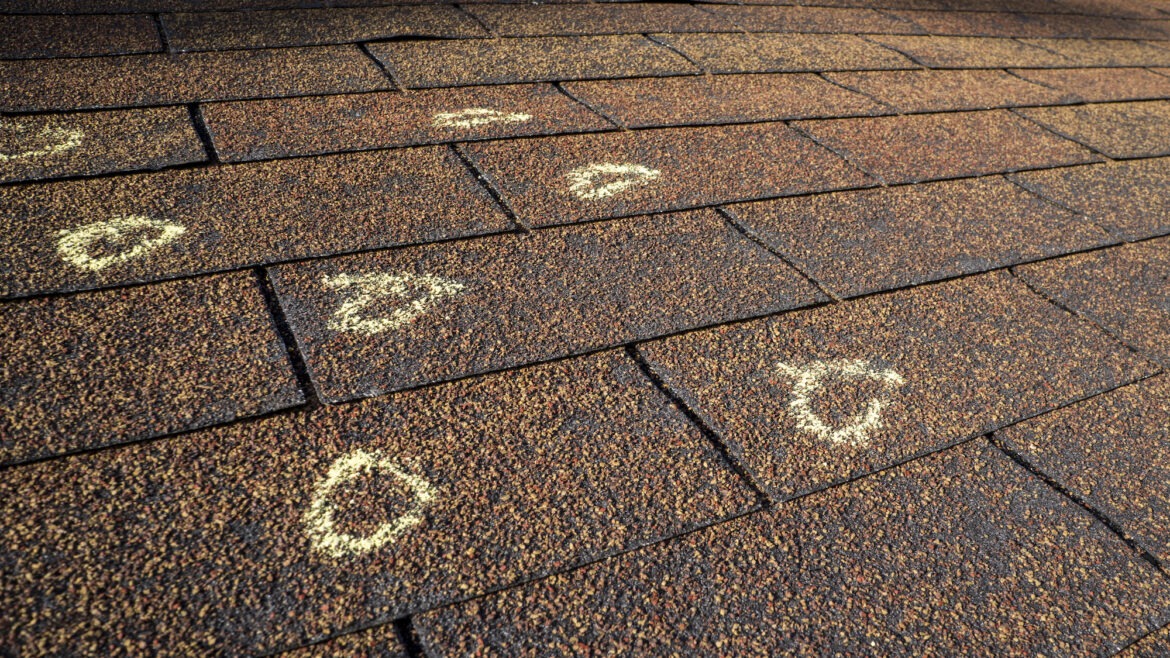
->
[3,0,1170,655]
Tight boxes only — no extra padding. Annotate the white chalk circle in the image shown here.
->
[566,163,661,201]
[56,215,186,272]
[325,271,465,336]
[432,108,532,129]
[304,449,437,558]
[775,359,905,447]
[0,122,83,163]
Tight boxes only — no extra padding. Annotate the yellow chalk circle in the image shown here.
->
[432,108,533,129]
[304,449,437,558]
[0,122,83,162]
[775,359,905,447]
[566,163,661,201]
[324,271,465,336]
[56,215,186,272]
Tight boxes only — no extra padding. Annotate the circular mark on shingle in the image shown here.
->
[324,271,465,336]
[776,359,905,447]
[566,163,661,201]
[56,215,186,272]
[432,108,533,129]
[304,449,436,558]
[0,122,83,163]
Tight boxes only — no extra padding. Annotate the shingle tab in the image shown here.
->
[563,74,886,128]
[638,271,1151,500]
[998,375,1170,563]
[162,6,488,51]
[465,3,733,36]
[728,176,1114,297]
[869,35,1073,68]
[653,32,915,73]
[462,122,872,227]
[795,110,1100,184]
[0,146,509,299]
[203,85,613,162]
[889,9,1167,39]
[1020,37,1170,66]
[824,69,1074,112]
[1125,624,1170,657]
[0,350,756,656]
[283,626,407,658]
[271,209,824,401]
[0,107,205,184]
[707,5,925,34]
[419,441,1170,656]
[0,45,391,112]
[1010,158,1170,240]
[0,14,161,58]
[1015,240,1170,367]
[1017,100,1170,158]
[1010,66,1170,101]
[367,35,698,89]
[0,271,303,466]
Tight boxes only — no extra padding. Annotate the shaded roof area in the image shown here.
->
[5,0,1170,654]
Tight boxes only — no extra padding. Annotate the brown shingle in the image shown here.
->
[638,271,1150,499]
[1010,158,1170,240]
[824,69,1074,112]
[707,5,925,34]
[562,73,886,128]
[0,14,160,58]
[653,32,915,73]
[419,440,1170,656]
[282,626,406,658]
[869,35,1072,68]
[203,85,613,162]
[464,3,733,37]
[0,146,509,298]
[367,35,698,89]
[462,122,873,227]
[0,350,756,655]
[889,9,1168,39]
[727,176,1113,297]
[0,106,205,184]
[1017,100,1170,158]
[0,45,391,112]
[271,209,823,401]
[1124,624,1170,657]
[794,110,1100,184]
[1011,66,1170,101]
[162,6,487,51]
[1019,37,1170,66]
[0,271,303,466]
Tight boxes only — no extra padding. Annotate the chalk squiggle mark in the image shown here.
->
[56,215,186,272]
[0,123,83,162]
[776,359,905,447]
[325,271,465,336]
[565,162,661,201]
[432,108,532,129]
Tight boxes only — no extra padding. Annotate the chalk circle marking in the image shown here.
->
[432,108,533,129]
[566,163,661,201]
[56,215,187,272]
[776,359,905,447]
[304,449,437,558]
[0,122,83,163]
[325,271,465,336]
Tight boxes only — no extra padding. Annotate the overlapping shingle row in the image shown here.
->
[5,0,1170,655]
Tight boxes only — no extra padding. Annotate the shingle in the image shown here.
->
[794,110,1100,184]
[282,626,407,657]
[638,271,1151,500]
[461,122,872,227]
[464,3,733,37]
[869,35,1073,67]
[652,32,915,73]
[1020,37,1170,66]
[998,375,1170,564]
[728,176,1114,297]
[1010,158,1170,240]
[0,350,757,656]
[203,85,612,162]
[0,146,509,299]
[1017,100,1170,158]
[824,69,1074,112]
[0,271,303,466]
[0,106,205,184]
[419,440,1170,656]
[367,35,698,88]
[562,73,886,128]
[1052,0,1170,19]
[0,45,391,112]
[271,209,824,401]
[889,9,1167,39]
[0,14,161,58]
[707,5,925,34]
[1010,66,1170,101]
[162,6,487,51]
[1124,624,1170,657]
[1015,240,1170,367]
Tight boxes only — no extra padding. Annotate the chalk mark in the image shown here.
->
[433,108,532,129]
[325,271,465,336]
[0,123,83,163]
[776,359,905,447]
[56,215,186,272]
[566,163,661,201]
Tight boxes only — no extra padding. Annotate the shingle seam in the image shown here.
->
[1007,106,1118,161]
[453,3,495,38]
[815,71,903,114]
[152,12,171,53]
[357,41,403,90]
[785,119,890,185]
[1001,172,1118,238]
[715,205,842,302]
[449,142,531,233]
[256,266,321,409]
[642,32,710,73]
[871,7,930,35]
[854,32,929,68]
[394,617,426,658]
[187,102,219,163]
[552,81,628,130]
[1116,620,1170,655]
